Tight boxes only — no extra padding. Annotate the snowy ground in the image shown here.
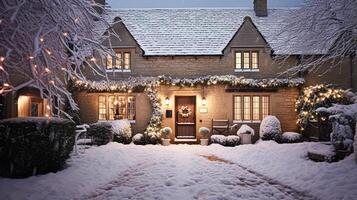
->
[0,141,356,200]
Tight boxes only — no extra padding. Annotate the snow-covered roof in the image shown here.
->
[104,8,329,56]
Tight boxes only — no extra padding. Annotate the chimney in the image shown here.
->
[254,0,268,17]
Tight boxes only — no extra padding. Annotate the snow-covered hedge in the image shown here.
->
[210,135,240,146]
[237,124,255,135]
[87,122,113,146]
[132,133,145,145]
[112,120,132,144]
[281,132,303,143]
[329,115,355,152]
[160,127,172,139]
[199,127,210,138]
[259,116,282,142]
[0,117,75,178]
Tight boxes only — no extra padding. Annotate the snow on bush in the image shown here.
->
[112,120,132,144]
[199,127,210,138]
[132,133,145,145]
[237,124,255,136]
[210,135,227,146]
[330,116,354,152]
[259,116,282,142]
[160,127,172,139]
[88,122,113,146]
[226,135,240,147]
[354,122,357,163]
[281,132,302,143]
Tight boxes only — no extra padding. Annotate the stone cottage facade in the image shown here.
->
[1,0,356,143]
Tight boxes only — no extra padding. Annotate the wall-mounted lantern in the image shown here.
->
[165,97,170,106]
[202,97,207,106]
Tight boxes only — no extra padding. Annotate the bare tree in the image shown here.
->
[0,0,117,117]
[276,0,357,75]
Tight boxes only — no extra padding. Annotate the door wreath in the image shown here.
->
[178,106,192,118]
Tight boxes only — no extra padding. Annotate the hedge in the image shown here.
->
[0,117,75,178]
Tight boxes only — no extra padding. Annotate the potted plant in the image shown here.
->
[237,124,255,144]
[160,127,172,146]
[199,127,210,145]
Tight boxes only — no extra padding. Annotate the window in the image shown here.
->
[98,95,136,120]
[235,51,259,70]
[98,96,107,120]
[233,95,270,121]
[17,96,50,117]
[106,51,131,71]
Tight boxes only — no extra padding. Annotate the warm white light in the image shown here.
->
[49,80,55,85]
[165,97,170,106]
[40,37,44,42]
[29,56,34,60]
[0,57,4,62]
[202,97,207,106]
[3,83,10,87]
[63,32,68,37]
[46,105,51,110]
[44,68,50,73]
[90,57,96,62]
[45,49,52,55]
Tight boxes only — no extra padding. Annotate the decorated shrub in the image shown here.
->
[87,122,113,146]
[226,135,240,146]
[0,117,75,178]
[259,116,282,142]
[281,132,303,143]
[199,127,210,139]
[160,127,172,139]
[112,120,132,144]
[132,133,145,145]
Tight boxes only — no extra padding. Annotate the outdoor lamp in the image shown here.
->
[202,97,207,106]
[165,97,170,106]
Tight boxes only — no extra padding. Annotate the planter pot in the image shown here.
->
[240,133,252,144]
[162,138,171,146]
[200,139,209,146]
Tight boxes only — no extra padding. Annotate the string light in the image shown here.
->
[3,83,10,87]
[29,56,34,60]
[40,37,44,42]
[63,32,68,37]
[44,68,51,73]
[45,49,52,55]
[0,56,5,62]
[49,80,55,85]
[90,57,96,62]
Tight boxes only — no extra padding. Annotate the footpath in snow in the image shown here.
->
[0,142,356,200]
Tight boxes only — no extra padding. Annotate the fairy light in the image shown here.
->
[90,57,96,62]
[44,68,51,73]
[29,56,34,60]
[40,37,44,42]
[0,56,5,62]
[49,80,55,85]
[63,32,68,37]
[45,49,52,55]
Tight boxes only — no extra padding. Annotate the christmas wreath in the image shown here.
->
[178,106,192,118]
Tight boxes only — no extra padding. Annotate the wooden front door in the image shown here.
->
[175,96,196,139]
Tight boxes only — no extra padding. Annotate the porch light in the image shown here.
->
[202,97,207,106]
[165,97,170,106]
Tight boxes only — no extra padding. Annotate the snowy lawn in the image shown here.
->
[0,141,356,200]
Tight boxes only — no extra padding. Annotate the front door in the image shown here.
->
[175,96,196,139]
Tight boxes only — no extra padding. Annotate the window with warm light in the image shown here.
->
[235,51,259,71]
[17,96,50,117]
[106,51,131,71]
[233,95,270,121]
[98,95,136,120]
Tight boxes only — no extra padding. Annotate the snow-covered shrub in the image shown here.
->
[87,122,113,146]
[160,127,172,139]
[199,127,210,139]
[259,116,282,142]
[132,133,145,145]
[330,115,354,152]
[226,135,240,146]
[281,132,303,143]
[112,120,132,144]
[237,124,255,135]
[210,135,227,146]
[0,117,75,178]
[354,122,357,163]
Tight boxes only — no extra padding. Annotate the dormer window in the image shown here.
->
[235,51,259,71]
[106,51,131,72]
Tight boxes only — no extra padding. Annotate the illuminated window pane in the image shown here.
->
[117,96,126,119]
[108,96,116,120]
[252,96,260,120]
[124,53,131,69]
[262,96,270,119]
[243,52,250,69]
[234,96,242,121]
[115,53,122,69]
[243,96,251,120]
[235,52,242,69]
[252,52,258,69]
[127,96,136,120]
[98,96,107,120]
[106,55,113,70]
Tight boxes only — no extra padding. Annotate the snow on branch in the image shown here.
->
[275,0,357,75]
[0,0,117,117]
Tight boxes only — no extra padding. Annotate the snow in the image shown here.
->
[307,143,335,158]
[160,127,172,138]
[1,142,356,200]
[237,124,255,136]
[198,127,210,137]
[106,8,329,55]
[282,132,302,142]
[259,115,282,138]
[111,119,132,139]
[210,135,227,145]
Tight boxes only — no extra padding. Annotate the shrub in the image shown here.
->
[112,120,132,144]
[0,117,75,178]
[199,127,210,139]
[330,115,354,152]
[160,127,172,139]
[226,135,240,146]
[132,133,145,145]
[210,135,226,145]
[281,132,303,143]
[87,122,113,146]
[259,116,282,142]
[237,124,255,136]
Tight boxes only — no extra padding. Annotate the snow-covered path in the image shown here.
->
[82,146,313,200]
